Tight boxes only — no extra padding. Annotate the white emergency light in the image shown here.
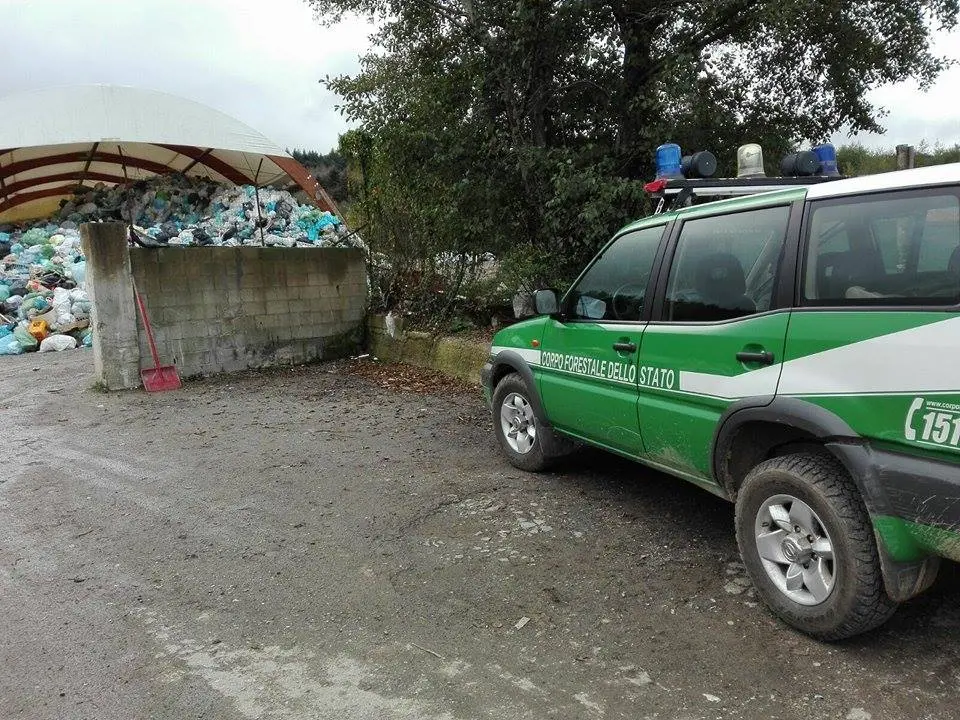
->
[737,144,765,178]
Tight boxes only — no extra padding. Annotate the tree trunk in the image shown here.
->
[612,2,668,178]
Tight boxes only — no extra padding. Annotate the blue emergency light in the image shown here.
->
[655,143,683,179]
[813,143,840,176]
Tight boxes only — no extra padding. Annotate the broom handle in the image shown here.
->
[132,281,163,369]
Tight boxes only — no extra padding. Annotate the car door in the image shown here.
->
[538,224,667,457]
[636,201,798,482]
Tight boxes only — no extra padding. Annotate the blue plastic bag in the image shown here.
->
[0,334,23,355]
[70,261,86,286]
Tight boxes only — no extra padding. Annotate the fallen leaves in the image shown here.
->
[342,358,476,396]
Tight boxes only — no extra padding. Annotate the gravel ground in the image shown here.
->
[1,352,959,720]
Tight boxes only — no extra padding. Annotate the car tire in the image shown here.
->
[734,452,898,640]
[492,372,557,472]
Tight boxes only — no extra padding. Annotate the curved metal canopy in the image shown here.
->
[0,84,337,222]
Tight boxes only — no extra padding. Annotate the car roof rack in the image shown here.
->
[646,176,847,214]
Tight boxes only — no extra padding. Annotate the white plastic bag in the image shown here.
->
[39,334,78,353]
[52,287,74,328]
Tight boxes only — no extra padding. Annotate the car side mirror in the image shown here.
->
[534,289,559,315]
[512,289,560,319]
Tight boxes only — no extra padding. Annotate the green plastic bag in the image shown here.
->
[14,325,38,350]
[20,228,49,247]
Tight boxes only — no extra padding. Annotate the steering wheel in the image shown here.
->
[611,283,646,320]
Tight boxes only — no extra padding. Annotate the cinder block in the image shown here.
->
[240,287,261,304]
[318,283,340,299]
[329,295,349,313]
[249,315,271,331]
[132,254,160,281]
[259,286,282,302]
[155,306,181,325]
[199,285,220,303]
[181,351,211,375]
[265,299,290,315]
[294,318,318,337]
[261,262,288,287]
[313,298,334,319]
[167,282,198,304]
[312,309,333,327]
[286,263,309,287]
[219,279,242,302]
[348,297,367,317]
[240,261,264,288]
[140,274,163,298]
[203,302,224,321]
[183,259,204,279]
[270,324,294,342]
[303,296,323,315]
[183,319,209,340]
[241,299,266,317]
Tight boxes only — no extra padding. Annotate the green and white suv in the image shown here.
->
[482,163,960,639]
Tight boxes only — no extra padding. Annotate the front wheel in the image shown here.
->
[492,373,554,472]
[735,452,898,640]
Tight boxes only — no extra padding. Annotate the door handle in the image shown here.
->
[736,350,775,365]
[612,341,637,353]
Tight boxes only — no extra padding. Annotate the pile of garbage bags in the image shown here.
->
[54,173,350,248]
[0,174,357,357]
[0,225,90,355]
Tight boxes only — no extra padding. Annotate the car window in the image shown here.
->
[803,191,960,306]
[665,205,790,322]
[565,226,664,321]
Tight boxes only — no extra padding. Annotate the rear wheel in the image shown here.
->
[735,452,898,640]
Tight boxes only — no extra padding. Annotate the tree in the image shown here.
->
[309,0,958,324]
[290,148,349,203]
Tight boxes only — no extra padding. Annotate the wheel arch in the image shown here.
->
[714,396,939,602]
[712,396,862,501]
[487,351,548,422]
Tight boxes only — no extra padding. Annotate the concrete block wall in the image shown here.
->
[128,247,366,379]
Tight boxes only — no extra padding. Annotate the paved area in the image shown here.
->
[1,352,959,720]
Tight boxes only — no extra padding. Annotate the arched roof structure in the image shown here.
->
[0,84,338,222]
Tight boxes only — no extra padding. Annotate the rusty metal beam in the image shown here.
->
[155,144,252,185]
[179,147,214,175]
[268,155,339,216]
[0,151,173,180]
[76,141,100,189]
[1,171,128,198]
[0,184,86,214]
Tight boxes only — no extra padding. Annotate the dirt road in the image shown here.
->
[1,353,958,720]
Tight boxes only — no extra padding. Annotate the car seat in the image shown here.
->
[948,245,960,275]
[694,252,756,319]
[816,251,859,299]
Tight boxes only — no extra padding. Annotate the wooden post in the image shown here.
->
[896,144,916,170]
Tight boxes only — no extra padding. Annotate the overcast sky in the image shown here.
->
[1,0,958,154]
